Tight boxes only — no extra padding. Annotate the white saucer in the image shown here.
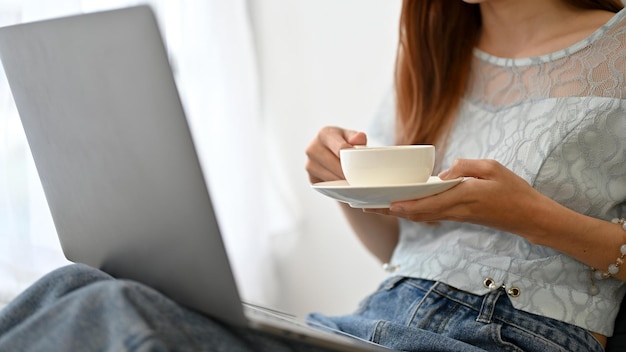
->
[311,176,463,208]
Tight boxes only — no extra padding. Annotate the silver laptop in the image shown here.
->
[0,5,391,351]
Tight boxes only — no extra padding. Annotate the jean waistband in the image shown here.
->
[389,277,602,350]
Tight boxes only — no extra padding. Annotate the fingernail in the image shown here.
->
[438,169,450,179]
[389,205,404,212]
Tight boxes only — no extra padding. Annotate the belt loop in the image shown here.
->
[476,289,503,324]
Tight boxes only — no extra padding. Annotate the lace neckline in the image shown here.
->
[473,8,626,67]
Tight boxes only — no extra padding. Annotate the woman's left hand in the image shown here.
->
[366,159,554,240]
[368,159,626,284]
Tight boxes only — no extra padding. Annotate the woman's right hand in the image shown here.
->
[305,126,398,263]
[305,126,367,184]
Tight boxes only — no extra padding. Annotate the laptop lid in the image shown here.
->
[0,6,394,351]
[0,5,247,327]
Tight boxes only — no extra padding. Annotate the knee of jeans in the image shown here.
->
[67,279,147,317]
[78,279,187,333]
[88,278,167,310]
[45,263,112,287]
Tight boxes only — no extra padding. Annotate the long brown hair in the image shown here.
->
[395,0,624,146]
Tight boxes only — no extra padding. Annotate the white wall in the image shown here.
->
[248,0,402,317]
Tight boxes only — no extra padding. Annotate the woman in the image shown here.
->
[305,0,626,351]
[1,0,625,351]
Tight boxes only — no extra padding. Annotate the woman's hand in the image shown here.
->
[366,159,554,242]
[305,126,400,263]
[305,126,367,184]
[367,158,626,283]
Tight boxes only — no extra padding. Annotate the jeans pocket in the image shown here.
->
[489,323,532,352]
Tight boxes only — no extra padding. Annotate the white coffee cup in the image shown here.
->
[340,145,435,186]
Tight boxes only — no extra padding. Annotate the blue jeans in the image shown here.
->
[307,276,603,352]
[0,264,603,351]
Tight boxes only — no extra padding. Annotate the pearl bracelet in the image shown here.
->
[591,218,626,294]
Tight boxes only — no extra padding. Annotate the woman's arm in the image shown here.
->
[305,126,399,263]
[339,202,399,263]
[366,158,626,281]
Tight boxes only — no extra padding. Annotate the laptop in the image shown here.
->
[0,5,391,351]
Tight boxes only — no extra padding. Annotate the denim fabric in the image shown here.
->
[0,264,334,352]
[0,264,605,351]
[306,277,604,352]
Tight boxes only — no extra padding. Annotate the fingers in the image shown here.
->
[391,181,473,217]
[346,130,367,147]
[316,126,366,157]
[305,126,367,184]
[305,143,343,183]
[439,159,505,180]
[365,205,456,223]
[364,177,480,225]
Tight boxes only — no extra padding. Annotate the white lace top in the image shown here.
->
[370,9,626,336]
